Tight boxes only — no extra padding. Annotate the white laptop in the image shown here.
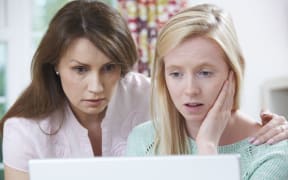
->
[29,155,240,180]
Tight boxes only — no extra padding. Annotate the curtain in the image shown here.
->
[117,0,187,76]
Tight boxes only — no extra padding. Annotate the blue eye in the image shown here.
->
[73,66,88,74]
[102,63,117,73]
[198,70,213,77]
[169,72,183,78]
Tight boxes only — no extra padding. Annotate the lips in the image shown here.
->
[184,103,203,107]
[83,98,106,107]
[183,102,204,114]
[85,98,105,102]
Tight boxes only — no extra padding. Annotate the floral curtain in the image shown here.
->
[117,0,187,76]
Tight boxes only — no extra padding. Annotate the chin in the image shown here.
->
[85,106,105,114]
[182,114,205,122]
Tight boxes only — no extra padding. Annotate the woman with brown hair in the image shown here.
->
[0,1,150,179]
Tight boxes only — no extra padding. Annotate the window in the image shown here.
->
[0,42,6,119]
[32,0,71,48]
[32,0,114,48]
[0,0,7,119]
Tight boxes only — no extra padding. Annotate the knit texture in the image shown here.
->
[126,121,288,180]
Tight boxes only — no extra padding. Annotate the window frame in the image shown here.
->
[0,0,32,111]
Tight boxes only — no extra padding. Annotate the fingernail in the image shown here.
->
[266,139,273,145]
[261,111,271,116]
[252,140,260,145]
[262,113,270,117]
[248,137,255,143]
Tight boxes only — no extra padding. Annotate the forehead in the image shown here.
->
[164,37,228,68]
[60,37,111,65]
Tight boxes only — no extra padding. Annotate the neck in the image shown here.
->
[83,110,106,129]
[219,111,261,145]
[185,121,202,139]
[86,115,104,157]
[185,110,261,146]
[71,106,106,130]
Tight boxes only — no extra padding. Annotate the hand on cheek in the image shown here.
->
[196,71,235,154]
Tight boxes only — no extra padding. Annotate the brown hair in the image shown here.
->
[0,0,138,134]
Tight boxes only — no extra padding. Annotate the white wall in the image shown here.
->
[188,0,288,120]
[0,0,32,108]
[6,0,32,107]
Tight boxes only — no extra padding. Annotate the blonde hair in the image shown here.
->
[151,4,245,155]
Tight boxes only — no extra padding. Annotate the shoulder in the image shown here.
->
[4,108,65,136]
[120,72,150,91]
[113,72,150,109]
[3,117,38,135]
[123,72,151,84]
[3,114,63,143]
[126,121,155,156]
[107,72,151,127]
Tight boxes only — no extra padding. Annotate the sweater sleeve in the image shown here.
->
[242,140,288,180]
[247,152,288,180]
[2,118,36,172]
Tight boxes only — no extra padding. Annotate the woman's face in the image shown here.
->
[164,37,230,123]
[56,37,121,121]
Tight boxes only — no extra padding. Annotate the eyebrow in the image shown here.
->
[166,62,215,68]
[196,62,216,69]
[70,59,87,66]
[165,62,217,72]
[165,64,181,69]
[70,59,121,67]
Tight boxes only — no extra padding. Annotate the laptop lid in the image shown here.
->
[29,155,240,180]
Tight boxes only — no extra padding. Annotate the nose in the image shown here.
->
[87,73,104,94]
[184,76,201,97]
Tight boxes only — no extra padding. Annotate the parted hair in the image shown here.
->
[0,0,138,134]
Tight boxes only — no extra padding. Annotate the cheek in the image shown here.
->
[165,77,181,102]
[165,76,173,96]
[60,74,82,97]
[61,72,79,87]
[110,71,121,83]
[103,73,121,96]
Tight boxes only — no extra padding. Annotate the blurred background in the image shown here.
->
[0,0,287,123]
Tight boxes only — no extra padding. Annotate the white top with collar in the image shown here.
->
[2,72,150,172]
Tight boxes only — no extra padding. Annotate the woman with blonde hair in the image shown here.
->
[127,4,288,179]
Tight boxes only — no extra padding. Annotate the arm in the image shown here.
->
[249,112,288,145]
[247,155,288,180]
[2,118,35,175]
[4,165,29,180]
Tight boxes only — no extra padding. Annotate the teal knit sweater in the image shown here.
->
[126,121,288,180]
